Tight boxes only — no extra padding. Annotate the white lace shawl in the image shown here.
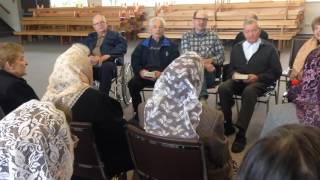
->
[0,100,74,180]
[144,51,204,139]
[42,43,92,117]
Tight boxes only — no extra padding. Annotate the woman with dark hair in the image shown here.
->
[261,46,320,136]
[238,124,320,180]
[0,42,38,115]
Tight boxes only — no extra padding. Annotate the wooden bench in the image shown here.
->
[14,30,90,44]
[21,17,121,32]
[143,1,305,49]
[15,6,145,42]
[138,31,297,40]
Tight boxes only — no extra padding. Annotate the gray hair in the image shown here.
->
[243,18,260,28]
[148,17,166,29]
[245,13,258,21]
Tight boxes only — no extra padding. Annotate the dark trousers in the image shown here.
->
[93,61,116,94]
[128,75,156,112]
[218,79,267,132]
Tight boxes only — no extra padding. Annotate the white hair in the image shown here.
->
[148,17,166,29]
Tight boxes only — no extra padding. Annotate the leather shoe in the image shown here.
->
[231,133,247,153]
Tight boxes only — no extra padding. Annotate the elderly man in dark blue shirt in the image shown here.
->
[129,17,180,120]
[83,14,127,94]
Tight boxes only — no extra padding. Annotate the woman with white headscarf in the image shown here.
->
[139,52,233,180]
[0,99,74,180]
[42,43,133,177]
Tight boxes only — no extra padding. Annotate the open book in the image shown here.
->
[233,72,249,80]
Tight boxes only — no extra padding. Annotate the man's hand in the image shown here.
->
[204,63,215,72]
[89,55,100,65]
[154,71,161,79]
[100,54,111,63]
[139,69,154,81]
[202,58,215,72]
[202,58,214,65]
[245,74,258,83]
[139,69,160,81]
[139,69,148,79]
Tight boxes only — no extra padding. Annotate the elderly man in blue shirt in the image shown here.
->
[129,17,180,121]
[83,14,127,94]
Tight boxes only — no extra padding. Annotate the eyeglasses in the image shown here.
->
[93,21,106,26]
[193,17,208,21]
[243,29,259,34]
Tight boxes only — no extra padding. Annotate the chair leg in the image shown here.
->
[142,91,146,102]
[275,91,278,104]
[215,93,219,107]
[235,98,239,114]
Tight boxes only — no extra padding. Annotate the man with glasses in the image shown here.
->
[83,14,127,94]
[218,18,282,153]
[181,10,224,103]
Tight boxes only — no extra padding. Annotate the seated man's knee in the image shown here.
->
[218,81,233,95]
[242,86,258,99]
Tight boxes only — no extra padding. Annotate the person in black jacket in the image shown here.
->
[233,13,269,46]
[128,17,180,117]
[0,42,38,115]
[218,19,282,153]
[83,14,127,94]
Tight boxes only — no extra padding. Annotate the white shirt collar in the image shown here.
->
[242,38,262,61]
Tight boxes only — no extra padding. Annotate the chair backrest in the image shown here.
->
[288,38,309,68]
[0,105,4,119]
[70,122,107,180]
[126,124,208,180]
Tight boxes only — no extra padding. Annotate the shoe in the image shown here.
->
[224,124,235,136]
[231,133,247,153]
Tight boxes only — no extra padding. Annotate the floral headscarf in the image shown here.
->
[0,100,74,180]
[144,51,204,139]
[42,43,92,118]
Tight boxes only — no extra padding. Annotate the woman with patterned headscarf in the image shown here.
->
[42,43,133,177]
[0,99,74,180]
[261,46,320,137]
[138,52,233,180]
